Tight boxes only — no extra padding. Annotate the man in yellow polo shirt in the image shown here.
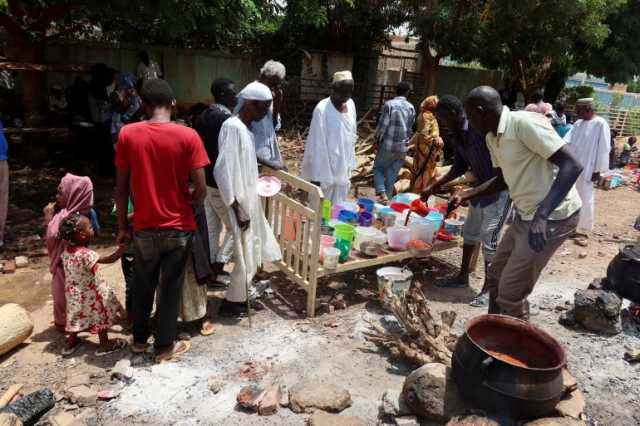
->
[449,86,583,320]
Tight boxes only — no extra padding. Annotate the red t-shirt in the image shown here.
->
[115,121,210,231]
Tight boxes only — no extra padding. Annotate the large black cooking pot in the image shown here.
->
[451,314,566,419]
[606,244,640,303]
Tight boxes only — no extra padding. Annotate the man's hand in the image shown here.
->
[448,190,466,210]
[234,204,251,232]
[420,186,433,202]
[116,228,132,246]
[591,172,600,183]
[528,215,548,253]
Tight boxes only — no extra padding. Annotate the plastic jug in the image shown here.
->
[387,226,412,251]
[320,235,336,260]
[334,223,356,242]
[410,219,436,244]
[323,247,340,269]
[322,199,332,222]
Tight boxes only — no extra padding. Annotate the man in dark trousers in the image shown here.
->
[450,86,583,320]
[421,95,512,307]
[116,79,209,361]
[195,78,238,287]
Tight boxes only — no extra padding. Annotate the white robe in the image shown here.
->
[564,116,611,231]
[214,116,282,302]
[301,97,357,204]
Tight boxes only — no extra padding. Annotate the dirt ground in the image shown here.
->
[1,171,639,425]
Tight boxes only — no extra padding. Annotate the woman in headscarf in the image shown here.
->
[43,174,95,330]
[411,95,443,193]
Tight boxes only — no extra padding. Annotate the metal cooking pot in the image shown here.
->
[451,314,566,419]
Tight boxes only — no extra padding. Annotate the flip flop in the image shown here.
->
[200,321,215,337]
[95,339,127,357]
[131,341,150,353]
[155,340,191,363]
[62,343,80,356]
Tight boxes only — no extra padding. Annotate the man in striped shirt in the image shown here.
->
[421,95,511,307]
[373,81,416,202]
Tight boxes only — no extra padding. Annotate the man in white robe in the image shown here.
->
[214,81,282,317]
[564,98,610,238]
[301,71,357,204]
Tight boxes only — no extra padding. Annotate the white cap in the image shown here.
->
[332,70,353,83]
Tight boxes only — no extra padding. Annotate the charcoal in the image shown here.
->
[1,389,55,426]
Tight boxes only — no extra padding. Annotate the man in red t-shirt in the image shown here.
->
[115,78,209,361]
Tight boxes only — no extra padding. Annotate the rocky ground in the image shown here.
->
[1,166,639,425]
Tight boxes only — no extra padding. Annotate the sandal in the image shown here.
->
[62,342,80,356]
[200,321,215,337]
[95,339,127,357]
[131,341,150,353]
[155,340,191,363]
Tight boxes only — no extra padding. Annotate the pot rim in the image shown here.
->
[464,314,567,372]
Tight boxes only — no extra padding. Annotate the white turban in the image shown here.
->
[576,98,594,106]
[332,70,353,83]
[235,81,273,114]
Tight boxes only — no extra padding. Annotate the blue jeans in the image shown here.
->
[373,149,406,196]
[132,229,193,351]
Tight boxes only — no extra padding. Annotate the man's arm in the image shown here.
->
[529,146,583,252]
[453,170,508,207]
[421,154,468,200]
[190,167,207,204]
[115,167,131,245]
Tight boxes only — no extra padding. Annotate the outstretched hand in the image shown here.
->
[116,229,132,247]
[528,216,548,253]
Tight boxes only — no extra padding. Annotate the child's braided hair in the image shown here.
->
[57,213,84,241]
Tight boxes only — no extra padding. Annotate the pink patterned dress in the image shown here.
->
[62,246,123,333]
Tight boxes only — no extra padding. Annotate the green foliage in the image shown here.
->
[579,0,640,84]
[559,85,595,104]
[627,80,640,94]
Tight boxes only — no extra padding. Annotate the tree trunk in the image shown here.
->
[421,48,440,97]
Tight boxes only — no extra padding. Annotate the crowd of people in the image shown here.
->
[27,55,634,361]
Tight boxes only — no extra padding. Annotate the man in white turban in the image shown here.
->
[301,71,357,204]
[563,98,610,243]
[214,81,282,317]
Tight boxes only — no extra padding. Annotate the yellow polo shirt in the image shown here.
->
[486,107,581,221]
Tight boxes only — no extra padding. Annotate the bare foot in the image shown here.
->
[200,320,215,336]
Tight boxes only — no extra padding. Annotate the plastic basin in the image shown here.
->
[387,226,412,251]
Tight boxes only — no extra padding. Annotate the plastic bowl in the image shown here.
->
[357,198,375,213]
[338,209,359,224]
[359,211,374,227]
[387,226,412,251]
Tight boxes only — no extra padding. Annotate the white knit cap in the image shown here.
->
[332,70,353,83]
[238,81,273,101]
[576,98,594,105]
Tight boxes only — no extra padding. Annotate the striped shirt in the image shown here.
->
[376,96,416,153]
[449,120,499,207]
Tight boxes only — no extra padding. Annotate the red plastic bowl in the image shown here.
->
[410,199,429,216]
[390,202,410,213]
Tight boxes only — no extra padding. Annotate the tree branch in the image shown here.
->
[30,4,79,34]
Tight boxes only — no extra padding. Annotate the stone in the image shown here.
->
[13,257,28,268]
[289,380,352,413]
[559,309,577,327]
[110,359,133,381]
[2,260,16,274]
[49,411,79,426]
[258,384,280,416]
[446,415,501,426]
[307,411,366,426]
[328,281,348,291]
[395,416,419,426]
[332,294,347,310]
[555,389,586,419]
[236,385,265,411]
[278,384,289,407]
[0,413,23,426]
[578,252,587,259]
[65,374,90,390]
[402,363,468,422]
[207,375,224,394]
[66,385,97,407]
[525,418,586,426]
[562,369,578,395]
[573,289,621,335]
[380,389,411,417]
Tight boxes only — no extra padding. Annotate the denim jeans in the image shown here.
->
[373,149,406,196]
[132,229,193,351]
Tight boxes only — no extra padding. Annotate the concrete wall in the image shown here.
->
[44,42,260,104]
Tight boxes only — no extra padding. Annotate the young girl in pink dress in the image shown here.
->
[58,214,126,356]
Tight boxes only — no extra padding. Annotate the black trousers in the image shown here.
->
[132,229,193,351]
